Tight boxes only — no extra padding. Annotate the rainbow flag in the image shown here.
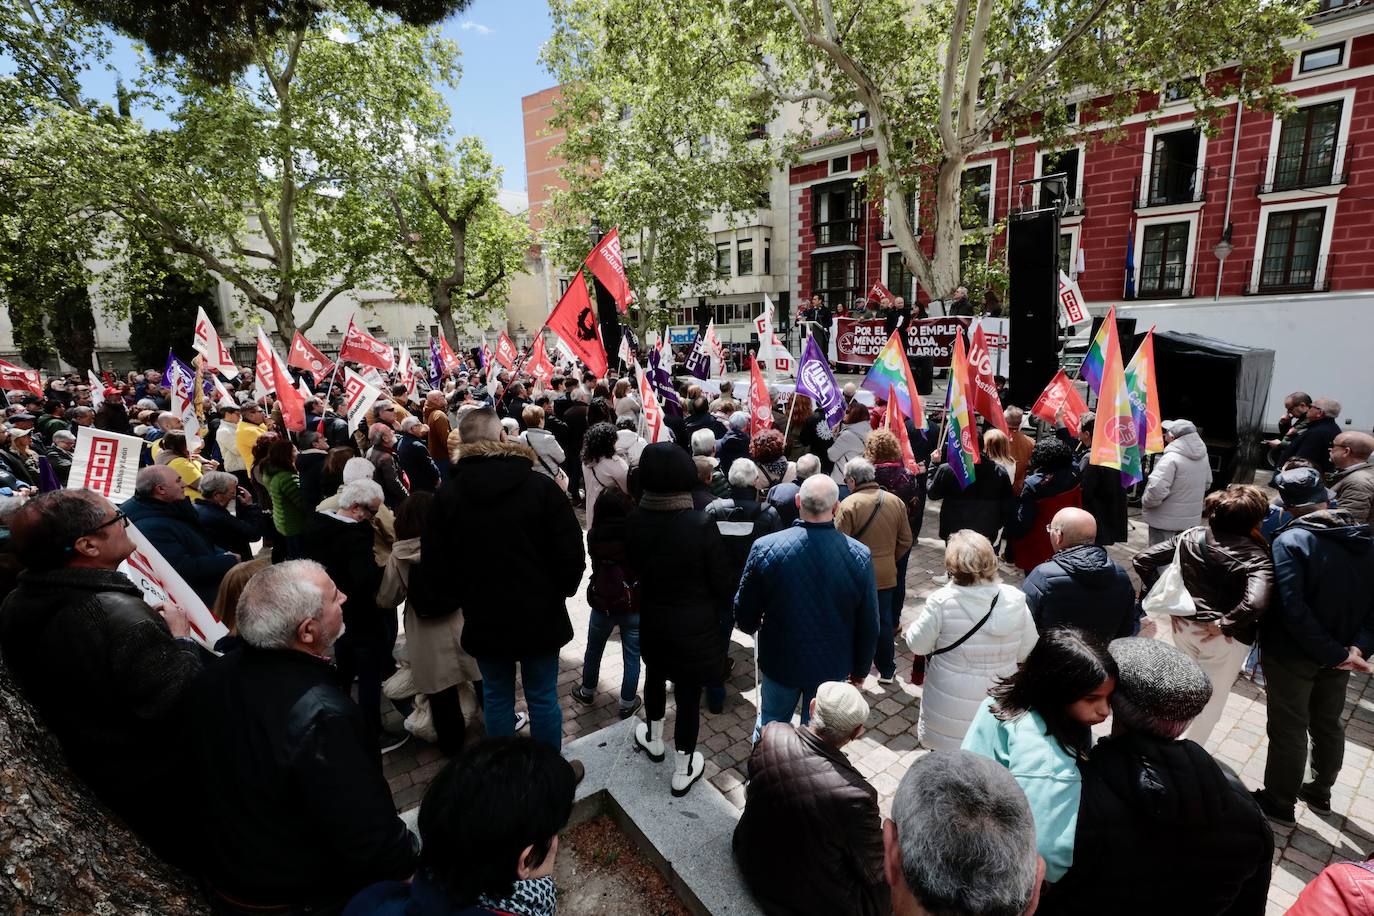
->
[1089,311,1143,485]
[861,329,927,429]
[1124,326,1164,456]
[943,332,979,488]
[1079,306,1113,396]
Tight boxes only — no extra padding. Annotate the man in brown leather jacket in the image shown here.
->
[733,681,889,916]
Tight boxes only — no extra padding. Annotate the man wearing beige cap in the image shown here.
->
[733,681,888,916]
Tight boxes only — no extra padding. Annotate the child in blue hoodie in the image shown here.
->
[962,626,1118,883]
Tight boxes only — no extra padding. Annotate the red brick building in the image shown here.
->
[790,1,1374,426]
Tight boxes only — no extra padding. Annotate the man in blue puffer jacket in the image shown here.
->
[1021,507,1137,644]
[735,474,878,742]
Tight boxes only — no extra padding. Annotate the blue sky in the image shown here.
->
[73,3,554,193]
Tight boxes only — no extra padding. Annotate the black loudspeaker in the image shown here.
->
[1007,209,1061,408]
[777,291,790,327]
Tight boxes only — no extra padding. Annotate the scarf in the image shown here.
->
[478,876,557,916]
[637,491,694,512]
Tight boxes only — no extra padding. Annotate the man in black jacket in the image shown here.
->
[0,489,204,861]
[417,408,585,764]
[1045,638,1273,915]
[124,465,239,605]
[396,415,439,493]
[1021,507,1136,643]
[1280,396,1342,473]
[195,470,263,559]
[186,559,417,913]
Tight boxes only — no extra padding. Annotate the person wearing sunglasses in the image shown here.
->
[0,488,204,865]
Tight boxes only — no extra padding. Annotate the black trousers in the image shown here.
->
[644,666,702,755]
[428,685,467,757]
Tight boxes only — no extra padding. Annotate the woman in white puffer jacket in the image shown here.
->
[904,529,1039,750]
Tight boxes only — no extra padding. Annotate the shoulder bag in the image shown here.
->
[1141,526,1206,617]
[911,592,1000,686]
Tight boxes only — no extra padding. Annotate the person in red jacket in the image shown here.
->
[1289,856,1374,915]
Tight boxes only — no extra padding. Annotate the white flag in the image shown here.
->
[192,306,239,379]
[254,327,277,399]
[754,295,796,376]
[212,375,238,409]
[297,376,313,400]
[1058,271,1091,327]
[342,367,383,433]
[637,360,671,444]
[120,523,228,649]
[70,426,144,504]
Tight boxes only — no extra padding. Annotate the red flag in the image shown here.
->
[584,229,634,314]
[439,335,460,374]
[253,328,277,399]
[271,353,305,432]
[0,359,41,397]
[885,385,921,474]
[748,355,772,436]
[192,306,239,378]
[339,317,395,371]
[288,332,335,379]
[494,331,518,369]
[546,270,608,377]
[637,360,670,443]
[1031,368,1090,437]
[966,323,1009,436]
[527,334,554,389]
[867,280,894,303]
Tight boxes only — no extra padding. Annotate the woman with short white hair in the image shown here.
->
[904,530,1038,750]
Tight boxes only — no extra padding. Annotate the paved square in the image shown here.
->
[385,501,1374,914]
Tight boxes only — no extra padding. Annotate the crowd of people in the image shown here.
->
[0,346,1372,916]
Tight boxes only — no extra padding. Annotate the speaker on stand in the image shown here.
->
[1006,174,1067,408]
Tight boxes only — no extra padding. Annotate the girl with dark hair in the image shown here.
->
[571,487,643,718]
[345,737,576,916]
[1006,436,1082,572]
[581,421,627,530]
[962,626,1118,883]
[261,437,312,559]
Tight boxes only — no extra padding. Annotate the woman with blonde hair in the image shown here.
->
[982,428,1018,483]
[904,529,1038,750]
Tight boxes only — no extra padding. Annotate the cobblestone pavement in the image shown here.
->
[384,501,1374,914]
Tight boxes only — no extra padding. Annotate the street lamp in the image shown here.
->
[1212,221,1234,300]
[588,221,602,249]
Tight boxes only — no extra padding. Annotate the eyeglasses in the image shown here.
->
[74,510,128,544]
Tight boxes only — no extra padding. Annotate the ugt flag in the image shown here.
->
[339,317,395,371]
[794,334,845,429]
[966,322,1008,436]
[1031,369,1090,438]
[747,355,773,437]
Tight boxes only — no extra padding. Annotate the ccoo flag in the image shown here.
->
[1124,326,1164,456]
[860,329,926,429]
[1089,307,1143,484]
[943,332,979,489]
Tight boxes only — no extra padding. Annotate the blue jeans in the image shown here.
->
[477,654,562,750]
[753,672,817,743]
[581,612,641,705]
[874,587,899,679]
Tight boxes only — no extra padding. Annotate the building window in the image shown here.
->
[812,180,860,246]
[959,242,988,288]
[1059,233,1075,274]
[762,240,771,276]
[745,120,767,140]
[1039,149,1081,211]
[886,251,915,302]
[831,155,850,174]
[1162,78,1199,104]
[1139,222,1191,296]
[1274,100,1342,190]
[1259,207,1325,292]
[1299,44,1344,74]
[811,251,861,308]
[1317,0,1351,10]
[716,243,731,278]
[850,110,870,132]
[883,191,918,239]
[962,165,993,229]
[738,241,754,276]
[1145,129,1202,206]
[1065,102,1078,124]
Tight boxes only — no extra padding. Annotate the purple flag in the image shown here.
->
[428,336,444,388]
[684,332,711,381]
[794,334,845,428]
[163,350,214,398]
[648,346,682,417]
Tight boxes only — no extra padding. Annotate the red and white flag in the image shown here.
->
[753,295,796,376]
[584,228,634,314]
[296,376,313,400]
[494,332,518,370]
[637,360,670,444]
[192,306,239,378]
[748,355,773,437]
[342,367,383,433]
[527,334,555,390]
[70,426,143,504]
[253,327,277,399]
[1031,368,1090,437]
[438,335,461,374]
[397,345,417,402]
[270,350,305,432]
[546,269,608,378]
[120,523,227,649]
[1058,271,1091,327]
[288,332,335,379]
[212,376,238,409]
[0,359,41,397]
[966,322,1009,436]
[339,316,395,371]
[867,280,894,304]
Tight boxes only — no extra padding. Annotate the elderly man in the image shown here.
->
[1141,418,1212,545]
[124,465,238,605]
[195,470,262,559]
[1254,467,1374,825]
[716,411,751,475]
[365,422,409,509]
[45,428,75,485]
[1045,638,1273,913]
[423,389,452,466]
[186,560,417,912]
[735,681,888,916]
[67,403,95,433]
[396,415,439,493]
[1021,507,1136,643]
[885,751,1042,916]
[735,475,879,740]
[837,457,913,685]
[1005,405,1036,494]
[1329,431,1374,525]
[767,452,820,526]
[0,489,203,860]
[1280,396,1342,473]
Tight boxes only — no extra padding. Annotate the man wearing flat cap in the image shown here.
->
[734,681,888,916]
[1043,638,1273,915]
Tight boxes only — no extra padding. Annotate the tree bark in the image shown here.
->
[433,285,458,344]
[0,665,209,914]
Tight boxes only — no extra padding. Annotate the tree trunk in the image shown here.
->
[0,665,209,914]
[271,295,297,351]
[930,156,967,300]
[433,285,458,344]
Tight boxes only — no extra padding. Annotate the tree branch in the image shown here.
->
[938,0,971,153]
[957,0,996,145]
[252,190,283,257]
[463,267,507,304]
[301,280,352,332]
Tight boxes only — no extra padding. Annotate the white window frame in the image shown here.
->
[881,248,918,302]
[1033,143,1086,210]
[1138,121,1209,211]
[1059,225,1082,278]
[1132,211,1201,299]
[1292,37,1352,80]
[737,238,755,276]
[1261,87,1355,193]
[881,186,920,239]
[961,160,997,230]
[1248,198,1339,294]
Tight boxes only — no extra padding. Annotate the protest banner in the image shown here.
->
[70,427,144,504]
[120,524,228,649]
[288,332,335,379]
[832,317,974,368]
[343,367,383,432]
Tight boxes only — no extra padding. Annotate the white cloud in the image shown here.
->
[459,20,493,35]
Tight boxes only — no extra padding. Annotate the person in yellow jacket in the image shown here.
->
[236,402,269,475]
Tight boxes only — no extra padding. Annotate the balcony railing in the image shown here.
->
[1244,254,1333,295]
[1259,143,1349,194]
[814,218,861,246]
[1123,260,1198,300]
[1134,165,1207,209]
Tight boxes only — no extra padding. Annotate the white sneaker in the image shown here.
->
[634,718,665,762]
[514,711,530,732]
[931,573,950,585]
[877,675,900,687]
[671,749,706,797]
